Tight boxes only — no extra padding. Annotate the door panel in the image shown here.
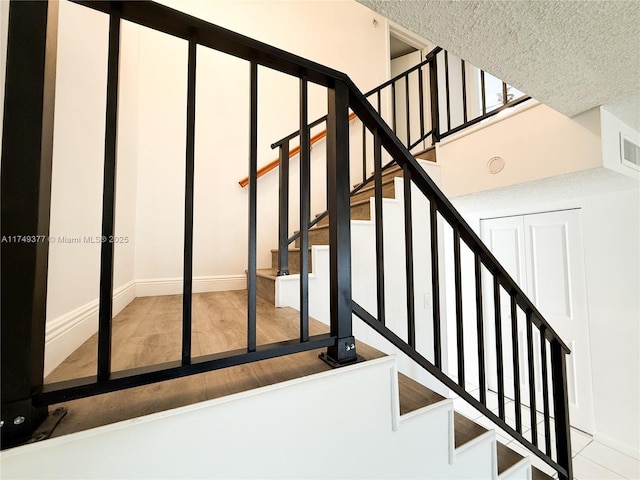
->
[523,209,594,432]
[480,210,594,434]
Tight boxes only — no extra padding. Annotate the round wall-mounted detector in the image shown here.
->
[372,18,378,27]
[487,156,505,174]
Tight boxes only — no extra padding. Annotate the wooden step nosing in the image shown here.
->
[497,455,530,478]
[454,428,496,455]
[398,397,453,423]
[352,178,396,195]
[270,247,311,254]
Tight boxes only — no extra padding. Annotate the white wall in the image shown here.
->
[449,168,640,458]
[435,103,603,198]
[44,3,139,375]
[132,0,390,288]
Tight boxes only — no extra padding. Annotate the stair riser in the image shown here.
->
[270,250,312,274]
[256,274,275,305]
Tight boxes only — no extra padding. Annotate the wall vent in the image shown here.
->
[620,133,640,171]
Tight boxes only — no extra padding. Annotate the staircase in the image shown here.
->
[257,146,554,478]
[2,2,572,479]
[256,147,437,305]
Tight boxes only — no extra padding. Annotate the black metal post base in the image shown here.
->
[319,337,365,368]
[1,405,67,450]
[1,400,48,450]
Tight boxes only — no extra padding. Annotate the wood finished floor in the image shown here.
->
[45,290,390,438]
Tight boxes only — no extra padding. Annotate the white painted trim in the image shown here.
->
[44,281,136,376]
[593,432,640,460]
[135,274,246,297]
[388,19,433,53]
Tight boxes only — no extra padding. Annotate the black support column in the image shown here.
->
[1,0,58,448]
[321,79,359,366]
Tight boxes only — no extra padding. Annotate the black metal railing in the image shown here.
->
[1,2,569,479]
[271,46,529,278]
[345,85,571,478]
[1,0,358,449]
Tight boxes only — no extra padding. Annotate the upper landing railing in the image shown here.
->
[1,2,568,479]
[238,45,530,188]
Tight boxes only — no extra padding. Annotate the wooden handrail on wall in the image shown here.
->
[238,113,357,188]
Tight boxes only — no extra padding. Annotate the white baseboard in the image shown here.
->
[135,275,246,297]
[44,281,136,377]
[593,432,640,460]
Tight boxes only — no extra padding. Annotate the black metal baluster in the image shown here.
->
[362,123,367,184]
[97,11,121,381]
[475,252,486,405]
[391,81,397,134]
[418,66,425,143]
[454,229,464,386]
[405,73,411,147]
[430,201,441,368]
[480,70,486,115]
[511,295,522,432]
[299,78,310,343]
[502,82,508,106]
[377,90,381,116]
[540,326,552,456]
[551,341,573,480]
[277,140,290,276]
[526,311,538,446]
[403,165,416,348]
[429,55,440,143]
[494,276,505,419]
[182,37,197,365]
[247,60,258,352]
[374,129,385,325]
[444,50,451,132]
[461,59,468,123]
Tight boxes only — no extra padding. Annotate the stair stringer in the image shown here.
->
[2,356,508,479]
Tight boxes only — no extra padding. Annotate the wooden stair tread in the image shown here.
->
[255,268,279,280]
[532,466,554,480]
[351,177,396,196]
[497,441,525,474]
[270,247,311,254]
[454,412,488,448]
[398,373,445,415]
[414,145,436,162]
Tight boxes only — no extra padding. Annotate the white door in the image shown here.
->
[481,209,595,434]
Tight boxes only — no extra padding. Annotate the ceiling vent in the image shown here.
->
[620,133,640,171]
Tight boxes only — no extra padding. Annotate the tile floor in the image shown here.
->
[451,390,640,479]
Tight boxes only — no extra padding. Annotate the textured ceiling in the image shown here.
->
[358,0,640,131]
